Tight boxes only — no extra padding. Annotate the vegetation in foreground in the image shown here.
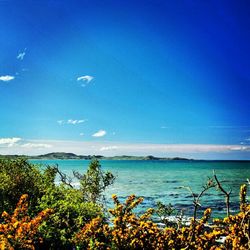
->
[0,158,249,249]
[0,158,114,249]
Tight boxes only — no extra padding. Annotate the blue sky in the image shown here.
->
[0,0,250,159]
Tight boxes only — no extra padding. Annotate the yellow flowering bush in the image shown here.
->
[0,178,249,249]
[73,216,111,250]
[211,184,250,250]
[108,194,164,249]
[0,194,53,249]
[74,184,250,250]
[74,194,165,249]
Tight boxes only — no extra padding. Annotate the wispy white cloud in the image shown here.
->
[230,146,248,151]
[77,75,94,87]
[0,138,52,150]
[67,119,85,125]
[57,119,87,125]
[21,143,52,149]
[17,49,26,60]
[57,120,64,125]
[0,75,15,82]
[92,130,107,137]
[101,144,250,154]
[0,139,249,159]
[0,137,21,147]
[0,138,53,155]
[161,126,169,129]
[100,146,118,151]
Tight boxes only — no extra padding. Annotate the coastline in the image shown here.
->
[1,152,250,161]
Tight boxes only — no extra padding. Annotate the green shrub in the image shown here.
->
[0,158,113,248]
[37,185,102,249]
[74,159,115,204]
[0,158,56,214]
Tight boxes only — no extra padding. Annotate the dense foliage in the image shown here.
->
[0,194,52,249]
[74,188,250,249]
[0,158,55,214]
[73,159,115,203]
[0,158,249,249]
[0,158,112,249]
[37,185,102,249]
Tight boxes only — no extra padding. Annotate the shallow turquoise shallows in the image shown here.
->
[31,159,250,218]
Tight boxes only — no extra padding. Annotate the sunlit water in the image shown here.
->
[31,159,250,219]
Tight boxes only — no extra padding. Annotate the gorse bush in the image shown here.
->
[211,184,250,249]
[73,195,160,250]
[0,194,52,249]
[0,158,112,249]
[0,158,249,249]
[73,185,250,250]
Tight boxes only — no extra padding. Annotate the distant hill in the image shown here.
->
[27,152,192,161]
[1,153,249,161]
[0,152,193,160]
[34,152,81,159]
[0,154,28,159]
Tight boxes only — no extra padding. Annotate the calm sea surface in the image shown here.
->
[31,160,250,218]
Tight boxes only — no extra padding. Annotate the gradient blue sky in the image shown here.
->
[0,0,250,159]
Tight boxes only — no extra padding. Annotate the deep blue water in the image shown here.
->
[31,159,250,218]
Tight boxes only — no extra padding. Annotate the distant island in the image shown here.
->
[0,152,192,161]
[1,152,249,161]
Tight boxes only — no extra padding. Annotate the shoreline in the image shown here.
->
[1,152,250,161]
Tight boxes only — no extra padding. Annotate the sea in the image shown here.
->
[31,159,250,219]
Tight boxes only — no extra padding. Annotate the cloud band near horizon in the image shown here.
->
[0,138,249,160]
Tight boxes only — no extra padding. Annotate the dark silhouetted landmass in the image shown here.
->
[1,152,249,161]
[0,152,192,161]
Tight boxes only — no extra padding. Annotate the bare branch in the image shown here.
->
[54,165,74,188]
[73,170,83,180]
[181,178,215,222]
[213,170,231,217]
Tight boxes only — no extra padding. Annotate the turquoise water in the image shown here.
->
[31,159,250,218]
